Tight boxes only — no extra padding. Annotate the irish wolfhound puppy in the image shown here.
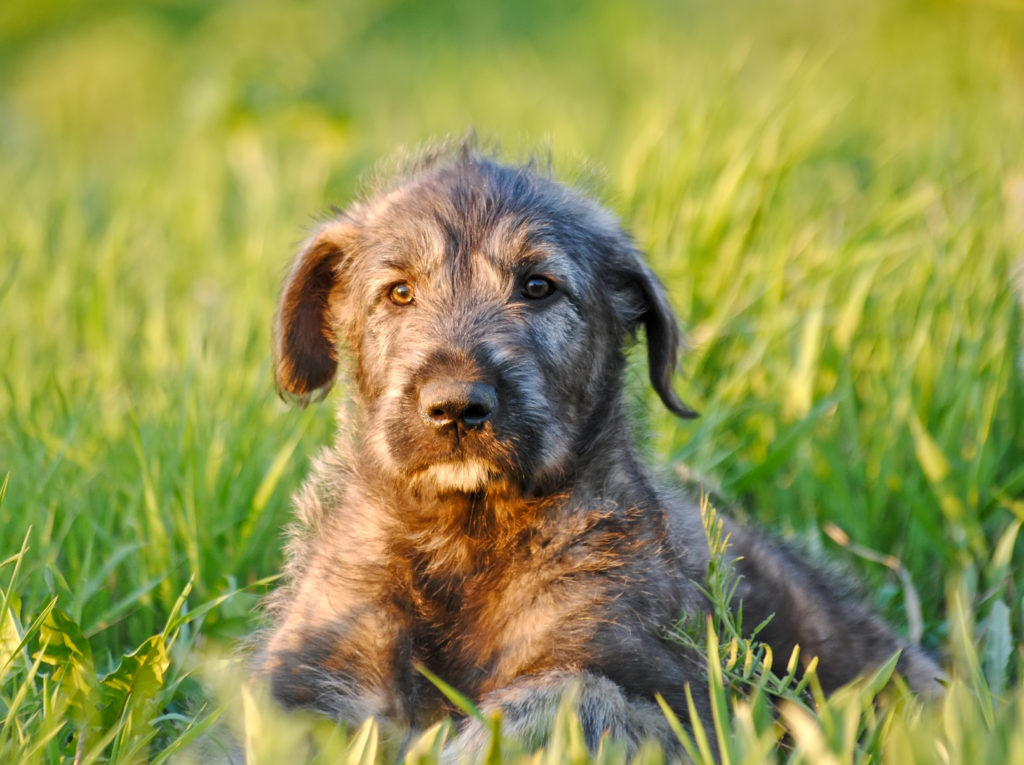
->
[255,143,942,758]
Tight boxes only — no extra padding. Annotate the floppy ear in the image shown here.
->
[274,221,353,403]
[626,261,699,420]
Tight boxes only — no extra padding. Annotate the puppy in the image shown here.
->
[254,142,943,759]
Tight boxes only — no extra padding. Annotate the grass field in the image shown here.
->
[2,0,1023,761]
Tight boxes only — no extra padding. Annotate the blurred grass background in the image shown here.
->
[1,0,1023,761]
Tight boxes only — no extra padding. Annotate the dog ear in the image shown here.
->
[274,221,353,404]
[626,261,699,420]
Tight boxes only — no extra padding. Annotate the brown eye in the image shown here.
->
[522,276,555,300]
[389,282,414,305]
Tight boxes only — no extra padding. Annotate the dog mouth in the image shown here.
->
[402,430,517,490]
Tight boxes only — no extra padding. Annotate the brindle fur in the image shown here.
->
[254,141,942,760]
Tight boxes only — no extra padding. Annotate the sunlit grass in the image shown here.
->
[1,0,1023,761]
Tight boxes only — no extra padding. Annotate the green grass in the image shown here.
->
[1,0,1023,761]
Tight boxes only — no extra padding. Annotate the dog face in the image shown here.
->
[274,151,694,495]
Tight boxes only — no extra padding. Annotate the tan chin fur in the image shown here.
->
[414,459,501,493]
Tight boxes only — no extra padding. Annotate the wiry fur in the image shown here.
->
[254,141,943,760]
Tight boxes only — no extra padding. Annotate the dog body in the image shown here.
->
[256,145,941,757]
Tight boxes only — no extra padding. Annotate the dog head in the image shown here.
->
[274,145,695,495]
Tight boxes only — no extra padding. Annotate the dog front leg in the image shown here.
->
[255,602,415,729]
[442,670,684,763]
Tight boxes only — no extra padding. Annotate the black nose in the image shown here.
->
[419,380,497,430]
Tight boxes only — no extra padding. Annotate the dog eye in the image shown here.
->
[521,276,555,300]
[388,282,414,305]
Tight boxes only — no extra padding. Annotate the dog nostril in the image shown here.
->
[427,406,450,422]
[461,402,492,428]
[422,400,457,427]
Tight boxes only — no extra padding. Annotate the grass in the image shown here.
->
[1,0,1023,761]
